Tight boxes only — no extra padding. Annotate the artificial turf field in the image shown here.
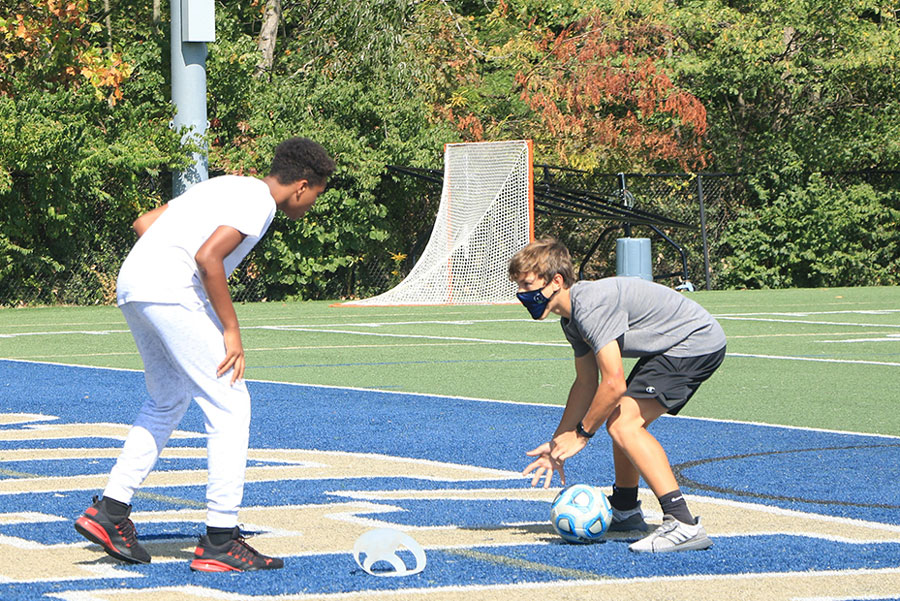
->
[0,285,898,600]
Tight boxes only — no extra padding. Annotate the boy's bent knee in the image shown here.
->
[606,415,643,447]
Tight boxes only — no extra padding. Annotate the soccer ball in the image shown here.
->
[549,484,613,544]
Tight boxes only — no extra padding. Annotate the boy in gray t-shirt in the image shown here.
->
[509,238,726,553]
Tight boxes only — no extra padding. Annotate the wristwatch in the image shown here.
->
[576,420,595,439]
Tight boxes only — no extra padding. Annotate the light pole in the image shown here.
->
[170,0,215,196]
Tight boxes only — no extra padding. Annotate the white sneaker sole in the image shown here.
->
[629,532,713,553]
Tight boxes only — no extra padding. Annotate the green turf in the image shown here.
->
[1,285,897,436]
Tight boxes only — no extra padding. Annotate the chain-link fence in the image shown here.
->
[338,168,751,295]
[3,169,897,305]
[524,168,750,290]
[0,171,173,307]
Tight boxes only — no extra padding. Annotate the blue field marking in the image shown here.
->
[1,359,899,600]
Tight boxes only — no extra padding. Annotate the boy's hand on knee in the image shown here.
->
[218,329,246,384]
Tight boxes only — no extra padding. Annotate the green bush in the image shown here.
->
[718,175,900,288]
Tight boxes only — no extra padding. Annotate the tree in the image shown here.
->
[255,0,281,78]
[0,0,183,304]
[513,9,709,171]
[2,0,898,304]
[413,1,710,172]
[668,0,900,173]
[718,176,900,288]
[202,0,465,299]
[0,0,130,103]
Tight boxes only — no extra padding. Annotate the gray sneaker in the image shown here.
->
[607,499,649,532]
[628,515,712,553]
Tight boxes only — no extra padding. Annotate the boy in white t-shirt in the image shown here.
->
[508,238,726,553]
[75,137,334,571]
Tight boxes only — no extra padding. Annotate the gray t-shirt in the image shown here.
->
[560,278,726,358]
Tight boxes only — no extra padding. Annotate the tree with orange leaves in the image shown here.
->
[515,11,708,172]
[0,0,130,104]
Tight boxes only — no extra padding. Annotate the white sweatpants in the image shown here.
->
[104,301,251,528]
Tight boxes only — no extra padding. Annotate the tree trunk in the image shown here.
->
[255,0,282,79]
[153,0,161,25]
[104,0,112,52]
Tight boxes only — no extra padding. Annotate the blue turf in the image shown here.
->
[2,359,899,600]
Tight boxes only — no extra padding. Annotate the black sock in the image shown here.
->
[609,484,639,511]
[100,496,130,522]
[658,489,694,524]
[207,526,236,546]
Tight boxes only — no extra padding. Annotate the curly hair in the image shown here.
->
[508,237,577,287]
[269,137,335,187]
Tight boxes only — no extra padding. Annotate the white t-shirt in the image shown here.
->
[117,175,276,308]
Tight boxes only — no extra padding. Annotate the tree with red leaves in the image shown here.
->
[515,12,708,172]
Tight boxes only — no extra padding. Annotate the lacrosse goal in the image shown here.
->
[343,140,534,306]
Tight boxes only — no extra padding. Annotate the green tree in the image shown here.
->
[668,0,900,173]
[3,0,899,304]
[0,0,184,305]
[201,0,466,299]
[718,175,900,288]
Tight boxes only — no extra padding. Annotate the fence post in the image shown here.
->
[697,174,712,290]
[618,172,632,237]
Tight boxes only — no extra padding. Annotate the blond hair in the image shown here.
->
[508,238,576,287]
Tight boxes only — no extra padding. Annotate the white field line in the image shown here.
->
[0,311,489,329]
[261,318,537,327]
[716,316,900,328]
[0,318,542,339]
[819,334,900,343]
[2,308,894,329]
[4,329,899,366]
[4,307,900,338]
[728,353,900,367]
[3,311,898,365]
[729,331,898,339]
[3,328,895,343]
[15,346,900,367]
[11,342,502,360]
[715,309,900,317]
[0,329,131,338]
[4,356,899,440]
[4,330,894,359]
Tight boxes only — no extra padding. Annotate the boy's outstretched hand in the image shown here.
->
[523,442,566,488]
[523,429,589,488]
[549,429,588,463]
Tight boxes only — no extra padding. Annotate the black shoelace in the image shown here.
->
[229,536,261,563]
[115,519,139,548]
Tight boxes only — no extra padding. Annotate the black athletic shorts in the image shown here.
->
[625,346,726,415]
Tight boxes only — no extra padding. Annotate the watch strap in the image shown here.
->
[576,420,595,439]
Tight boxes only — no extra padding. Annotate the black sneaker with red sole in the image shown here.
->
[190,527,283,572]
[74,495,151,564]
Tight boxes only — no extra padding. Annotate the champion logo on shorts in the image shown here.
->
[645,386,656,394]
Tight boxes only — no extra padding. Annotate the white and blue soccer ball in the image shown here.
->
[549,484,613,544]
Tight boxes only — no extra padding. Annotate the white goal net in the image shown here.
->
[344,140,534,306]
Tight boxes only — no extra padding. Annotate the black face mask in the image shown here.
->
[516,283,558,320]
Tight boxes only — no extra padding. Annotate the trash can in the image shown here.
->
[616,238,652,281]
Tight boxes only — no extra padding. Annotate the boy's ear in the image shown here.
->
[294,179,310,194]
